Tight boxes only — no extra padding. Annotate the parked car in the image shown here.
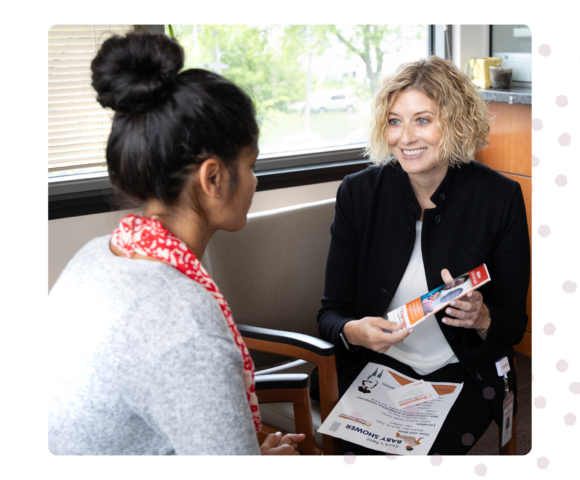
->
[310,90,356,113]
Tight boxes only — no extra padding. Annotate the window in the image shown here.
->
[491,25,531,83]
[167,25,428,170]
[49,25,429,183]
[48,25,133,178]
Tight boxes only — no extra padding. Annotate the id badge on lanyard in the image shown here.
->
[496,356,513,448]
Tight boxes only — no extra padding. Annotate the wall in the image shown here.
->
[48,180,342,292]
[451,25,490,72]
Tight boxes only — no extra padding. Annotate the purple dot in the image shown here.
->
[538,44,551,56]
[556,95,569,107]
[483,387,495,400]
[563,281,577,293]
[532,155,540,167]
[475,463,487,476]
[556,360,569,372]
[564,413,576,426]
[431,454,443,466]
[344,452,356,464]
[538,225,551,237]
[559,133,572,146]
[385,446,398,459]
[532,119,544,131]
[537,457,550,469]
[535,396,547,409]
[555,175,568,187]
[571,382,580,395]
[544,323,556,335]
[462,433,475,446]
[350,410,362,418]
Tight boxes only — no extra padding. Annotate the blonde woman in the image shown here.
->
[316,56,529,455]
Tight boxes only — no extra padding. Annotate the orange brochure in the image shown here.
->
[386,264,491,330]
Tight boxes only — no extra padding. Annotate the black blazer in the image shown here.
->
[317,160,530,424]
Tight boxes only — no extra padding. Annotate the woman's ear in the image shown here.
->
[197,158,224,199]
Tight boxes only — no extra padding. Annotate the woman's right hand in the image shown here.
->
[343,317,413,353]
[260,431,305,455]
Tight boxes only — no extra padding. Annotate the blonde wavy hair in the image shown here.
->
[366,56,490,167]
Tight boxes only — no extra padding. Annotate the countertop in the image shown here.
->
[478,86,531,105]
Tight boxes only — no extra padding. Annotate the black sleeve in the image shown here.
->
[317,175,368,371]
[463,180,530,353]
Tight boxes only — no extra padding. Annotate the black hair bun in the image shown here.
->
[91,32,184,113]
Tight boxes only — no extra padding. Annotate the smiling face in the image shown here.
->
[387,89,446,179]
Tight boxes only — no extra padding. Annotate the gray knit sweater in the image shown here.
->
[48,235,260,455]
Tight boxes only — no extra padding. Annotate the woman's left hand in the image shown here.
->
[440,269,489,331]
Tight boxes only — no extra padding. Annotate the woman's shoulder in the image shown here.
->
[465,160,519,191]
[50,235,231,346]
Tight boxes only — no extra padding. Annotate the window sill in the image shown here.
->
[48,158,371,220]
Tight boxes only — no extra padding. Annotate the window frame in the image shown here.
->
[48,25,434,219]
[488,25,532,88]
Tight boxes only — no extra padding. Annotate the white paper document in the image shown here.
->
[386,380,440,409]
[318,362,463,455]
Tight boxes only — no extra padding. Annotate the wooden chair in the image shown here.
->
[247,327,340,455]
[202,199,341,455]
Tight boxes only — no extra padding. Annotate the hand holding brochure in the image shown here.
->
[387,264,491,330]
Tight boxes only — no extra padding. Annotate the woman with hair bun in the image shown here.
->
[317,56,530,455]
[48,32,304,455]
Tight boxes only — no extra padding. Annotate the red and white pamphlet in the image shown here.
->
[386,264,491,330]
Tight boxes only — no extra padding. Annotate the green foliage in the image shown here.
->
[168,25,308,120]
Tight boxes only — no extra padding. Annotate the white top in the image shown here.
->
[48,235,260,455]
[383,222,459,376]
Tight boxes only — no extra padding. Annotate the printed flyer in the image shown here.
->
[387,264,491,330]
[318,362,463,455]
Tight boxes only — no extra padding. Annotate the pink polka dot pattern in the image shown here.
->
[555,95,568,107]
[544,323,556,335]
[532,119,544,131]
[556,360,569,372]
[385,446,398,459]
[532,155,540,167]
[534,396,547,409]
[564,413,576,426]
[558,133,571,146]
[483,387,495,400]
[430,454,443,466]
[462,433,475,446]
[538,225,551,237]
[570,382,580,395]
[344,452,356,464]
[538,44,551,56]
[537,457,550,469]
[475,463,488,476]
[562,281,577,293]
[555,175,568,187]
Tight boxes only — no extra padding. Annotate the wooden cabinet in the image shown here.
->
[475,101,532,357]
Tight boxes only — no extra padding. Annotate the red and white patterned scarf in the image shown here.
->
[111,214,261,432]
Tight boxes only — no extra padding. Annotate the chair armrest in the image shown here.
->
[237,324,335,357]
[254,373,309,391]
[239,323,341,455]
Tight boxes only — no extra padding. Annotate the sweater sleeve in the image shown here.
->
[317,176,368,371]
[119,288,261,455]
[463,180,530,354]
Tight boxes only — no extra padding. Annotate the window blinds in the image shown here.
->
[48,25,133,172]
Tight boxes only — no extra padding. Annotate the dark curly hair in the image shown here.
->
[91,32,259,207]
